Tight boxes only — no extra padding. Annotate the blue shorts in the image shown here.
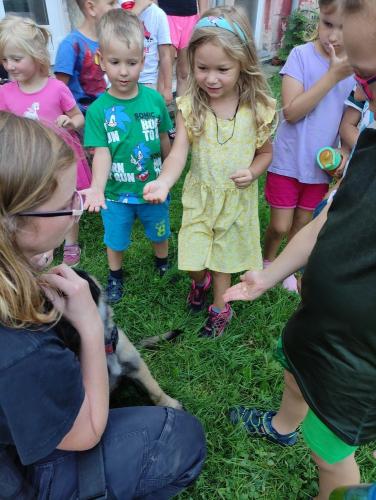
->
[101,199,170,251]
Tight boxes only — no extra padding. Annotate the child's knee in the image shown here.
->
[311,451,357,474]
[268,220,291,239]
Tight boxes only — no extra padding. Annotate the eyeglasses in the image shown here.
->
[18,190,84,223]
[354,73,376,101]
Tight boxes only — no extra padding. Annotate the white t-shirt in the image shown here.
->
[139,3,171,85]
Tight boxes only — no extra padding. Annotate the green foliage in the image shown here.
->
[278,9,319,62]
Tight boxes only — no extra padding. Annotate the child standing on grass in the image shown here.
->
[0,15,91,267]
[54,0,119,113]
[263,0,354,293]
[225,2,376,496]
[84,10,172,304]
[144,6,276,338]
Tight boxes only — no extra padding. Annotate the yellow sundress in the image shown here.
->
[177,95,276,274]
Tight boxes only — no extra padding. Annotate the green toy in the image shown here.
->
[317,146,342,176]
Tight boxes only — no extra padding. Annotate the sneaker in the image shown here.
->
[187,272,212,311]
[229,406,298,446]
[63,244,81,267]
[199,303,233,338]
[155,261,170,277]
[106,276,124,304]
[282,274,298,293]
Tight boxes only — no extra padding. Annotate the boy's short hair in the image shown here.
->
[97,9,144,52]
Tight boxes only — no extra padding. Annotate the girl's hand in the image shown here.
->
[334,148,349,179]
[328,44,353,82]
[229,169,254,189]
[56,114,74,128]
[143,179,169,203]
[223,270,268,302]
[81,186,106,212]
[41,264,102,334]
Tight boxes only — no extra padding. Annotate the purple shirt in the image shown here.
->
[269,42,355,184]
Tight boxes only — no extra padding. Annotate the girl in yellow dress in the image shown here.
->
[144,5,276,337]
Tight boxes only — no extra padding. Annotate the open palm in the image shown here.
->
[223,270,268,302]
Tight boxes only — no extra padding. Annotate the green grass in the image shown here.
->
[77,72,376,499]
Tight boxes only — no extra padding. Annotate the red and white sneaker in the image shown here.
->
[187,271,212,311]
[199,303,233,338]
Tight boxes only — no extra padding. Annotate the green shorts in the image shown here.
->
[274,337,358,464]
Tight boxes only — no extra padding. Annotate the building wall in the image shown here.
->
[262,0,317,56]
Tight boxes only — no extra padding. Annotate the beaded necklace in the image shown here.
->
[210,98,240,145]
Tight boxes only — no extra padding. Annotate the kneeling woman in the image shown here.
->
[0,112,206,499]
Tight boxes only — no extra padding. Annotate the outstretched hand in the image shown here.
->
[223,270,269,302]
[143,179,169,204]
[80,186,106,212]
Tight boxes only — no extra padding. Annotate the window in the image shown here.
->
[3,0,49,24]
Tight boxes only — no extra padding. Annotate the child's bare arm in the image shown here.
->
[82,147,111,212]
[55,72,70,86]
[230,139,272,189]
[160,131,171,160]
[143,112,189,202]
[283,46,353,123]
[339,106,361,151]
[224,200,332,302]
[56,105,84,130]
[157,44,173,105]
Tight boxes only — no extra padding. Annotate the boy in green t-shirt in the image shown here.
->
[84,9,172,303]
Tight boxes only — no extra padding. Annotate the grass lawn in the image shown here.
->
[76,73,376,499]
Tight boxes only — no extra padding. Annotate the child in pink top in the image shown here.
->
[0,15,91,267]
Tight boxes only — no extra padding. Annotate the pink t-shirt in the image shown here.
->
[0,77,76,123]
[0,77,92,190]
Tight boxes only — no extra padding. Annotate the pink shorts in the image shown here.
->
[265,172,328,211]
[167,14,199,50]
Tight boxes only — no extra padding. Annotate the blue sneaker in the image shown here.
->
[229,406,298,446]
[106,276,124,304]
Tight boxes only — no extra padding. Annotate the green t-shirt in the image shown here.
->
[84,85,172,203]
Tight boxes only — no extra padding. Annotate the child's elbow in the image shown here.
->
[283,108,299,124]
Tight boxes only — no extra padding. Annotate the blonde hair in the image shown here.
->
[0,112,75,328]
[185,6,275,137]
[0,15,51,77]
[97,9,144,53]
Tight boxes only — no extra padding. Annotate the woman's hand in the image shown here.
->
[143,179,169,203]
[223,270,269,302]
[229,169,254,189]
[41,264,102,334]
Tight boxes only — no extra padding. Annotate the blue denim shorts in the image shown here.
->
[28,407,206,499]
[101,198,171,251]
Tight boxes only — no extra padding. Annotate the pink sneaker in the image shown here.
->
[263,259,272,269]
[199,303,233,338]
[63,244,81,267]
[282,274,298,293]
[187,272,212,311]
